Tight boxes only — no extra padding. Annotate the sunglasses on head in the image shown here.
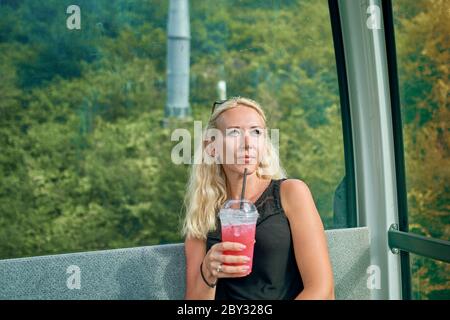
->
[211,99,229,114]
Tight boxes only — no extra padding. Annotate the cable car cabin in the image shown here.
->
[0,0,448,300]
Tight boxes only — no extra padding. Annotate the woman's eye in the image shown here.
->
[252,129,262,135]
[227,129,240,136]
[226,128,263,136]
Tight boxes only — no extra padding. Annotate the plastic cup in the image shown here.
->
[219,199,259,273]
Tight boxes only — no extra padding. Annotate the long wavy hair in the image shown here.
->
[181,97,287,240]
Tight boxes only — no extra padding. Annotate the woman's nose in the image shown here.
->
[242,131,252,149]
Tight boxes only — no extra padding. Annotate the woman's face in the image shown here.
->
[214,105,266,175]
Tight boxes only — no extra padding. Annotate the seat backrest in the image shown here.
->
[0,227,370,299]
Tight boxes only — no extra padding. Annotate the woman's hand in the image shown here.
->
[203,242,251,282]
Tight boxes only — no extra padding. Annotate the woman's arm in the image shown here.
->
[184,238,249,299]
[184,237,217,300]
[280,179,335,300]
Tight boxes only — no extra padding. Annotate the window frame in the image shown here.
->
[384,0,450,299]
[328,0,358,229]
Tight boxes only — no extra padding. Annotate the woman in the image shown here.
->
[183,97,334,300]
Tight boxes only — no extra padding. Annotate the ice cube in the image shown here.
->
[233,225,241,237]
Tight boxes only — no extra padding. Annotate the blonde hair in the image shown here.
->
[181,97,287,240]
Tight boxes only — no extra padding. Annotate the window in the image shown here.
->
[0,0,350,259]
[393,0,450,299]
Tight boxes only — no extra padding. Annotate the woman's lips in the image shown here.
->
[238,156,256,164]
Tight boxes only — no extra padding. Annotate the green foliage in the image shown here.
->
[0,0,342,255]
[394,0,450,299]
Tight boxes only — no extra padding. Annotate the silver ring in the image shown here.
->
[216,264,222,273]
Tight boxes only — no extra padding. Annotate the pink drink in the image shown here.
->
[222,224,256,271]
[219,200,259,274]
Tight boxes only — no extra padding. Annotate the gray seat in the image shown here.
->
[0,227,370,300]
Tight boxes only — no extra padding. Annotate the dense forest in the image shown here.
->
[0,0,448,299]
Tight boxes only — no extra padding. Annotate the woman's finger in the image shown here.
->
[215,254,250,264]
[217,241,246,252]
[219,264,250,274]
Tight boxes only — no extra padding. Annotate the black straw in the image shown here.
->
[240,168,248,209]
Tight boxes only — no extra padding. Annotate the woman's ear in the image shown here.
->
[259,147,269,168]
[204,139,215,158]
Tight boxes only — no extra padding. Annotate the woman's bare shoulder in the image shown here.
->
[279,178,315,219]
[280,179,310,202]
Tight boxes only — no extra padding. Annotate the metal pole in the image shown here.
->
[165,0,191,120]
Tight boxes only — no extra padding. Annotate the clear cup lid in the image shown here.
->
[222,199,257,213]
[219,200,259,226]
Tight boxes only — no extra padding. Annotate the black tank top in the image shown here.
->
[206,178,304,300]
